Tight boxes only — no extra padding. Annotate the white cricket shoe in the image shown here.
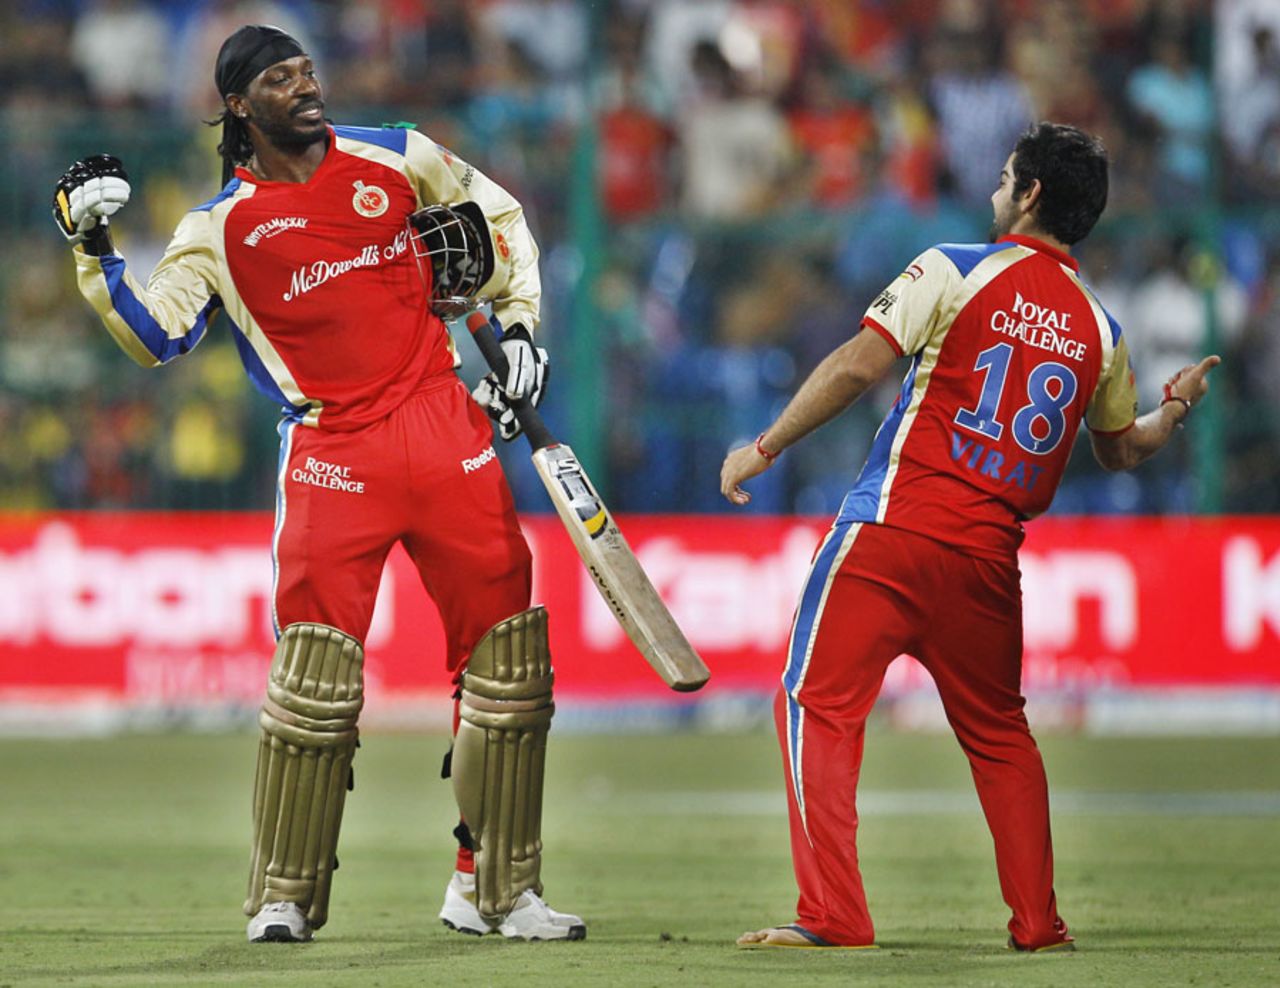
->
[247,901,313,943]
[438,871,586,941]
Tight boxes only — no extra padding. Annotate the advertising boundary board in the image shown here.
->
[0,513,1277,735]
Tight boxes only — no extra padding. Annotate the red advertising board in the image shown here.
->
[0,513,1277,715]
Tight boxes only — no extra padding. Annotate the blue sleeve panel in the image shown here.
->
[99,253,215,363]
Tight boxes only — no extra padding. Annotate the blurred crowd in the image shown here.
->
[2,0,1278,514]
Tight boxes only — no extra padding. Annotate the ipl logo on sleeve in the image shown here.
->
[351,180,389,218]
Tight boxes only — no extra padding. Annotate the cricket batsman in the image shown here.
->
[53,24,585,943]
[720,122,1220,951]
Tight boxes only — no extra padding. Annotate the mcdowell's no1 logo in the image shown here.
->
[352,180,389,218]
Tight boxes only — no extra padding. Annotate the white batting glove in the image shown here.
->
[497,323,546,400]
[52,154,131,245]
[471,324,550,441]
[472,376,523,441]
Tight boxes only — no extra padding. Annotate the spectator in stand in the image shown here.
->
[478,0,587,86]
[1126,236,1246,407]
[643,0,733,116]
[0,6,88,113]
[465,35,570,222]
[787,54,876,209]
[723,0,809,101]
[70,0,170,110]
[1008,2,1113,136]
[322,1,414,108]
[1125,32,1214,200]
[676,40,795,220]
[809,0,923,82]
[422,0,478,113]
[1227,262,1280,510]
[598,44,674,222]
[874,75,941,209]
[1221,24,1280,197]
[927,25,1033,205]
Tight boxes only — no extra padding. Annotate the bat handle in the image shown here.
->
[464,312,558,452]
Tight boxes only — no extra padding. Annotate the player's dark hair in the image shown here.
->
[1011,122,1109,245]
[209,109,254,188]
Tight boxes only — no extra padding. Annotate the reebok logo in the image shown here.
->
[462,446,496,474]
[243,216,308,247]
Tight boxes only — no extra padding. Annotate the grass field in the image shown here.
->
[0,728,1277,987]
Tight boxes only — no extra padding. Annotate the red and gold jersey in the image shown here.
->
[72,125,540,431]
[843,234,1137,560]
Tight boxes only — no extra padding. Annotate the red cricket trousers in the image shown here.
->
[272,376,531,873]
[778,520,1069,949]
[272,374,532,668]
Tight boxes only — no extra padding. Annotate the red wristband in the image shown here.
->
[755,433,779,462]
[1161,381,1191,416]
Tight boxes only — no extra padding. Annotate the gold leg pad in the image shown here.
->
[244,623,364,930]
[451,606,554,922]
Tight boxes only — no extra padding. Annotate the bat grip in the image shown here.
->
[465,312,557,451]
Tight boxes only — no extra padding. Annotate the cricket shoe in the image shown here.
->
[439,871,586,941]
[246,901,313,943]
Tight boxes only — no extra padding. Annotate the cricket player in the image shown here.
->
[720,122,1220,951]
[53,24,585,944]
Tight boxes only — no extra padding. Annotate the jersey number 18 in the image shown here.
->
[953,343,1078,455]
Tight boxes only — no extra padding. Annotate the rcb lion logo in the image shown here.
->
[351,180,389,218]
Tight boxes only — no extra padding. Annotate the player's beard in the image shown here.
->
[988,198,1018,242]
[250,97,328,153]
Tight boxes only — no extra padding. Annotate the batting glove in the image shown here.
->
[52,154,130,246]
[471,323,550,441]
[496,323,546,401]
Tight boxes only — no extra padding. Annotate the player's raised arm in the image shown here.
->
[720,328,899,505]
[54,156,222,368]
[1090,354,1222,471]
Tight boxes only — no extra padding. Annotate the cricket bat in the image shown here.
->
[466,312,710,692]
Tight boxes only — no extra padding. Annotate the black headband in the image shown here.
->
[215,25,306,98]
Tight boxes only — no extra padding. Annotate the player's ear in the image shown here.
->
[226,94,249,120]
[1019,177,1043,216]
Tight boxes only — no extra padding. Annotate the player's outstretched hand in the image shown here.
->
[52,154,130,247]
[720,441,775,506]
[1165,354,1221,411]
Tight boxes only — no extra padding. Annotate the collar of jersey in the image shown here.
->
[235,125,337,187]
[997,234,1078,271]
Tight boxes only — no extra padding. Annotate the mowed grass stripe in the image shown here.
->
[583,788,1280,816]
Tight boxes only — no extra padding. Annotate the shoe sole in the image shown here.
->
[441,918,490,937]
[251,923,311,943]
[500,924,587,942]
